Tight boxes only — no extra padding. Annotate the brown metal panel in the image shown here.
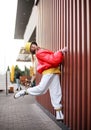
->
[60,0,68,125]
[36,0,91,130]
[36,0,55,114]
[87,0,91,129]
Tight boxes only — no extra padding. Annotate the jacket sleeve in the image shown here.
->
[36,50,64,66]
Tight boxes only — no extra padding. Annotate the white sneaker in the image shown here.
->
[56,110,64,121]
[14,90,26,99]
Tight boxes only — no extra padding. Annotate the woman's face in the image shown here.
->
[30,44,37,54]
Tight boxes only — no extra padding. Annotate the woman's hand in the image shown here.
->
[60,46,68,54]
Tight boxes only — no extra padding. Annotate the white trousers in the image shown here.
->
[27,74,62,110]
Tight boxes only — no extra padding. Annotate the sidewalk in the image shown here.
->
[0,91,68,130]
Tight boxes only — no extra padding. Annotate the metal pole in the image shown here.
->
[6,72,8,95]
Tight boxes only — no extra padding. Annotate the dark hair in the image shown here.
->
[31,41,37,46]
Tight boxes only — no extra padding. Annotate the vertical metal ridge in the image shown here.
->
[69,0,73,129]
[52,0,55,50]
[65,0,69,127]
[58,0,61,49]
[72,1,77,130]
[54,0,56,50]
[77,0,82,130]
[81,0,87,129]
[62,0,67,124]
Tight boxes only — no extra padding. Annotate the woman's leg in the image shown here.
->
[27,74,54,95]
[14,74,54,98]
[48,74,62,110]
[48,74,64,120]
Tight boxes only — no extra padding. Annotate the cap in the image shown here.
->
[25,42,31,53]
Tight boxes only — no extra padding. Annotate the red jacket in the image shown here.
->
[36,49,64,74]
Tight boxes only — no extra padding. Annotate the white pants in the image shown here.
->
[27,74,62,110]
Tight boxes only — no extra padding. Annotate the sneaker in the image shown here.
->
[56,110,64,121]
[14,90,26,99]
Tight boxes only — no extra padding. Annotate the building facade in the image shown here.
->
[24,0,91,130]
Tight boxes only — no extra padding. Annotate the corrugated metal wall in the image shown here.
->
[36,0,91,130]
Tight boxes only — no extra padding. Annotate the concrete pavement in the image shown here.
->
[0,90,68,130]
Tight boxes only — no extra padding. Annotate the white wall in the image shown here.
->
[0,0,25,74]
[24,6,38,43]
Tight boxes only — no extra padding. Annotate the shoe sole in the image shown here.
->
[56,118,64,121]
